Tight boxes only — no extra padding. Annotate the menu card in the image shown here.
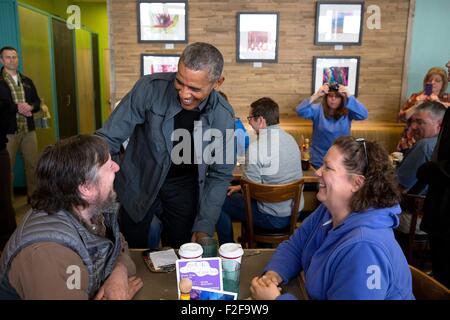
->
[175,257,223,299]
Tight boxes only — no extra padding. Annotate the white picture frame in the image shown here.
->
[312,56,361,96]
[141,54,180,76]
[236,12,279,63]
[315,1,364,45]
[138,1,188,43]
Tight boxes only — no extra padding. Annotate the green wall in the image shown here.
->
[19,5,57,150]
[19,0,109,123]
[407,0,450,96]
[73,1,109,123]
[19,0,70,17]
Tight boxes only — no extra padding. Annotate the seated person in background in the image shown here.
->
[234,116,250,160]
[0,135,142,299]
[396,101,446,235]
[296,83,368,169]
[216,97,303,245]
[250,136,414,300]
[417,107,450,288]
[397,101,446,193]
[397,67,449,153]
[217,90,250,159]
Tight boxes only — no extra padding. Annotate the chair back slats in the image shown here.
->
[240,178,304,248]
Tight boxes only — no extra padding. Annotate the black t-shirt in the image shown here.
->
[167,108,201,178]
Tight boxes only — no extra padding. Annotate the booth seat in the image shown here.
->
[280,118,405,154]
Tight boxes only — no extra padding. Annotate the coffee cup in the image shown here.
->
[178,242,203,259]
[219,243,244,264]
[219,243,244,295]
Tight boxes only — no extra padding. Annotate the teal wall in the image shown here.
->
[407,0,450,96]
[0,0,21,61]
[0,0,23,187]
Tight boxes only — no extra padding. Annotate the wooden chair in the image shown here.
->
[240,178,304,248]
[409,265,450,300]
[396,193,430,269]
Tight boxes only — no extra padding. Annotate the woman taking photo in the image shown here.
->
[296,83,368,168]
[250,136,414,300]
[397,67,449,153]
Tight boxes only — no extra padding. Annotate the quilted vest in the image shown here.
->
[0,208,121,299]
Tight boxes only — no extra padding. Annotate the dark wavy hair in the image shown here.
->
[30,135,110,214]
[333,136,401,212]
[321,91,349,120]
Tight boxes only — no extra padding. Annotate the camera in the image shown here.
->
[328,83,340,92]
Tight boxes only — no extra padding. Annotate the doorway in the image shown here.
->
[52,18,78,139]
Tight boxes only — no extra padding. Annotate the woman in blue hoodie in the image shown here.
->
[296,83,368,169]
[250,136,414,300]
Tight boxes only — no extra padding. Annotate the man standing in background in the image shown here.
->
[0,46,40,201]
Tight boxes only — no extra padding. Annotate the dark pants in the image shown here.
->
[216,192,290,245]
[0,148,17,249]
[120,174,198,249]
[430,235,450,289]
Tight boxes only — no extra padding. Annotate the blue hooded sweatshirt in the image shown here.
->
[264,204,414,300]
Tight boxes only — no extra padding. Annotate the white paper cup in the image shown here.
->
[219,243,244,264]
[178,242,203,259]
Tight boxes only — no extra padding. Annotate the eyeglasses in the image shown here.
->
[355,138,369,175]
[247,115,257,121]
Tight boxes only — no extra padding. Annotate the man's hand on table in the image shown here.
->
[94,262,143,300]
[191,232,209,243]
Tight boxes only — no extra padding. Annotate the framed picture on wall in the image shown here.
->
[312,56,360,96]
[141,54,180,76]
[314,1,364,45]
[236,12,279,62]
[138,1,188,43]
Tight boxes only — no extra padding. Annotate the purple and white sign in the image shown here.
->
[176,257,223,298]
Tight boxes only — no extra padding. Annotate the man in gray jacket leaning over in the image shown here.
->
[96,42,235,248]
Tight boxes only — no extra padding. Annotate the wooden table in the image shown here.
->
[232,165,319,184]
[132,249,307,300]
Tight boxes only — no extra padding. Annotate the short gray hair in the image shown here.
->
[416,101,446,121]
[179,42,224,83]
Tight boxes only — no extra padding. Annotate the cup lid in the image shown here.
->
[179,242,203,259]
[219,243,244,259]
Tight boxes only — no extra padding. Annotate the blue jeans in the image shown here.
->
[216,192,290,245]
[148,215,163,249]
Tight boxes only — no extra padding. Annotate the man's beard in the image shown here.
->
[86,190,117,236]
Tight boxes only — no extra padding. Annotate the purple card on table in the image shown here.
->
[176,257,223,299]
